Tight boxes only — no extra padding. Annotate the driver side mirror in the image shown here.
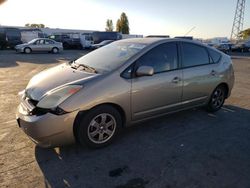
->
[136,66,154,77]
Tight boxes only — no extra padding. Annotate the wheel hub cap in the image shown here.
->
[87,113,116,144]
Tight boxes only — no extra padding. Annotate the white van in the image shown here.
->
[80,33,93,49]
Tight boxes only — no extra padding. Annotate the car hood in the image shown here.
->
[25,63,99,101]
[15,43,28,47]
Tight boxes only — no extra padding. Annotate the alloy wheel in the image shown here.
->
[211,88,224,109]
[87,113,116,144]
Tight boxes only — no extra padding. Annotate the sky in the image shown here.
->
[0,0,249,39]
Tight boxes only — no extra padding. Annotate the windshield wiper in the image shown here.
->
[78,64,98,73]
[70,61,97,73]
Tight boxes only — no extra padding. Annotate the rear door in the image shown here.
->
[180,42,221,107]
[131,42,183,120]
[44,39,54,51]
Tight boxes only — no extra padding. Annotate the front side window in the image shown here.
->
[181,43,209,68]
[34,40,40,45]
[135,42,178,74]
[39,39,45,44]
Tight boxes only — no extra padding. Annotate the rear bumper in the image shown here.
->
[16,104,78,148]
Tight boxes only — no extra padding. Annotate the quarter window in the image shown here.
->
[136,42,178,74]
[181,43,209,68]
[208,48,221,63]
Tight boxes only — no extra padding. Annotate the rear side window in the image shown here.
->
[208,48,221,63]
[181,43,209,68]
[136,42,178,74]
[45,40,54,44]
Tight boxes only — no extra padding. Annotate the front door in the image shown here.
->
[31,39,45,51]
[131,42,183,120]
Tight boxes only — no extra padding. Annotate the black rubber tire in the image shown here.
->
[51,47,59,54]
[207,85,226,112]
[76,105,122,148]
[24,47,32,54]
[63,42,70,49]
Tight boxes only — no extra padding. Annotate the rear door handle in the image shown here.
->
[210,70,217,76]
[172,77,181,83]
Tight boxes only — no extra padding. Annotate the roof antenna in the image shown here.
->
[184,26,196,36]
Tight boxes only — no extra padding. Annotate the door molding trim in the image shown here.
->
[134,96,208,117]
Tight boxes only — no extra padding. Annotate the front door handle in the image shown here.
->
[172,77,181,83]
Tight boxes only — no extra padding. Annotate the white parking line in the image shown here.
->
[208,113,217,118]
[222,107,235,112]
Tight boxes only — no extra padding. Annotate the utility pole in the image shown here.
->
[230,0,246,41]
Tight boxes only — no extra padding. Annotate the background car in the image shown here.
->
[48,33,82,49]
[90,40,114,49]
[15,38,63,54]
[214,43,230,54]
[231,41,250,52]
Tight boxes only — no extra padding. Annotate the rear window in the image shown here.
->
[208,48,221,63]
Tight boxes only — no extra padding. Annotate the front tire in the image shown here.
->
[207,86,226,112]
[76,105,122,148]
[24,47,32,54]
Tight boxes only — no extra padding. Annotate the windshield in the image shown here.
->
[75,41,147,72]
[28,39,38,44]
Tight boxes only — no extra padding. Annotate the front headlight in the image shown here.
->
[37,85,82,109]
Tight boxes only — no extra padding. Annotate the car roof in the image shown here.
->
[34,38,52,40]
[120,37,204,46]
[119,37,223,55]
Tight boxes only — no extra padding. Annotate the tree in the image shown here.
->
[25,23,45,28]
[105,19,114,31]
[239,28,250,39]
[0,0,7,5]
[116,12,130,34]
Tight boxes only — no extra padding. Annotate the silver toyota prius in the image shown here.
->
[16,38,234,148]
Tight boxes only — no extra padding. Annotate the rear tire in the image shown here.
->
[76,105,122,148]
[52,47,59,54]
[207,85,226,112]
[24,47,31,54]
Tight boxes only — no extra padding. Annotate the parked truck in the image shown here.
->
[92,32,122,44]
[20,28,45,43]
[48,33,82,49]
[0,27,22,49]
